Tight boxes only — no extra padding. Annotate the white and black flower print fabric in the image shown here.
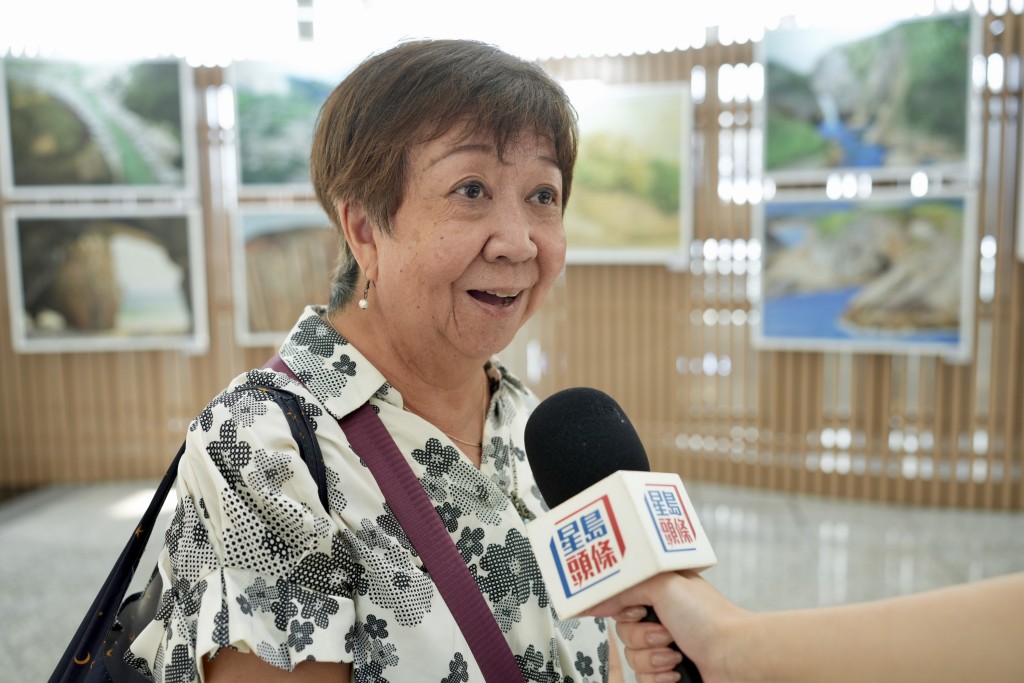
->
[128,305,610,682]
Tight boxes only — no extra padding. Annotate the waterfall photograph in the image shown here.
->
[760,11,975,180]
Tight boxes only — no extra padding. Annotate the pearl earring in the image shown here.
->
[358,281,370,310]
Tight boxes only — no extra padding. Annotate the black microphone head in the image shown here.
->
[524,386,650,509]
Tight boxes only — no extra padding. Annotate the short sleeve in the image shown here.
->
[128,385,357,680]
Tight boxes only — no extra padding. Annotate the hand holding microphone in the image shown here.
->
[585,571,739,681]
[523,387,716,683]
[523,393,1024,683]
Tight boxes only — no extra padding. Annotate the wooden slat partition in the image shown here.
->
[1,10,1022,510]
[532,9,1024,510]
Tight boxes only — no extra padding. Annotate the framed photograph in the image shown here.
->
[0,57,198,199]
[231,203,337,346]
[561,80,692,266]
[229,60,347,195]
[758,11,980,185]
[3,204,208,353]
[751,190,977,362]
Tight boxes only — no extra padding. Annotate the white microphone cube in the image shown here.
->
[526,470,717,619]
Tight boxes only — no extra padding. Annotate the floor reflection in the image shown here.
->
[688,481,1024,612]
[2,479,1021,682]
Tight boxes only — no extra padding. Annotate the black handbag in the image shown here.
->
[48,384,328,683]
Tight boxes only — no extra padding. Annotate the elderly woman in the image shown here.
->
[128,39,622,682]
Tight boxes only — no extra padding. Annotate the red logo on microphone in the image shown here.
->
[644,484,697,552]
[549,494,626,597]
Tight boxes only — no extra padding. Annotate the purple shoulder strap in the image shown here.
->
[263,355,523,682]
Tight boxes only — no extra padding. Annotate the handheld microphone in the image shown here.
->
[523,387,715,683]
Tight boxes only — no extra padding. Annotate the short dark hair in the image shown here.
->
[310,38,578,311]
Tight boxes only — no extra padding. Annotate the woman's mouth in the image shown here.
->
[469,289,521,307]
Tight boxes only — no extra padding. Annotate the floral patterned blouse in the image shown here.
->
[128,306,611,682]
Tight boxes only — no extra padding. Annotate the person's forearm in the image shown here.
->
[726,572,1024,683]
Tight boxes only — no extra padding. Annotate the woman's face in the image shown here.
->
[372,126,567,363]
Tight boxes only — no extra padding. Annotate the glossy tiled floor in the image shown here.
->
[2,479,1022,682]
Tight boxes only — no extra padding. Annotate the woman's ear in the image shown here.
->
[338,200,378,281]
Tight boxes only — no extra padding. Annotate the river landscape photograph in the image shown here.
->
[0,57,194,198]
[754,195,974,360]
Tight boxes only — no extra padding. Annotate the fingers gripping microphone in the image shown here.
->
[524,387,715,683]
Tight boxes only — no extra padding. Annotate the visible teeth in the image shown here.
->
[486,290,518,298]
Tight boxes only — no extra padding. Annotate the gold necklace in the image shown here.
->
[439,430,483,449]
[402,381,489,449]
[402,405,483,448]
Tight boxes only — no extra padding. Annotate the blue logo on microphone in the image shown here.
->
[549,494,625,597]
[644,484,698,552]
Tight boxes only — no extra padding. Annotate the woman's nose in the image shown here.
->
[482,200,540,263]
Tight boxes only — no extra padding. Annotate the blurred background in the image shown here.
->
[0,0,1022,680]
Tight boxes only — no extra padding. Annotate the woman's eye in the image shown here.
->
[456,182,485,199]
[533,188,558,206]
